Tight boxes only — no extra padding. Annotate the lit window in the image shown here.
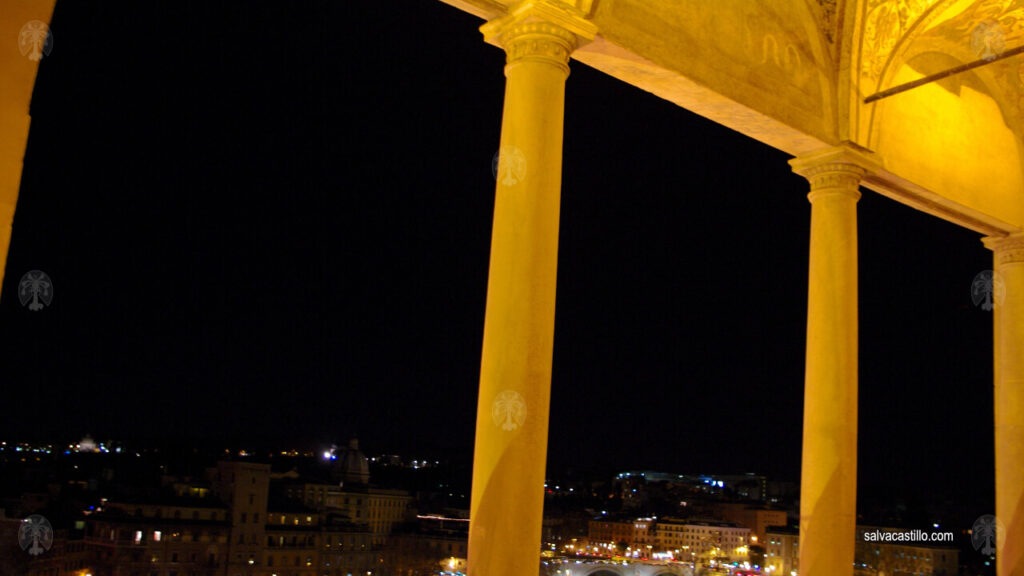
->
[153,531,162,542]
[134,531,143,545]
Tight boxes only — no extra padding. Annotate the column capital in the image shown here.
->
[983,232,1024,265]
[790,143,881,201]
[481,0,597,70]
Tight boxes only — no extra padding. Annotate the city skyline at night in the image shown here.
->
[0,0,995,497]
[7,0,1024,572]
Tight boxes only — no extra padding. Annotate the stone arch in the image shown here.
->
[847,0,1024,228]
[583,569,625,576]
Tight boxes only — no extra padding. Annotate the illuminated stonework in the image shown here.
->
[790,145,880,576]
[469,4,595,576]
[1,0,1022,574]
[983,232,1024,575]
[985,233,1024,265]
[425,2,1024,575]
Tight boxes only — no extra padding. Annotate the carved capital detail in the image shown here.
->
[481,0,597,70]
[983,233,1024,265]
[503,22,576,67]
[800,163,867,194]
[790,143,882,201]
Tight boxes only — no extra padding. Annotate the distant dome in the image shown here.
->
[333,438,369,486]
[78,435,96,453]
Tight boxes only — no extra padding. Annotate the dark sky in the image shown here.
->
[0,0,995,506]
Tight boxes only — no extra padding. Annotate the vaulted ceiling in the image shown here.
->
[439,0,1024,234]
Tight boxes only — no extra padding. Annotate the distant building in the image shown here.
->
[854,526,958,576]
[284,439,413,548]
[717,502,787,543]
[765,480,798,505]
[0,443,418,576]
[211,461,271,570]
[282,481,412,548]
[1,516,91,576]
[589,516,750,561]
[706,474,768,502]
[653,519,749,562]
[77,459,385,576]
[764,525,958,576]
[381,513,469,575]
[332,438,370,487]
[541,510,590,548]
[654,518,687,553]
[588,519,640,550]
[78,436,97,453]
[262,505,373,576]
[765,526,799,575]
[86,500,232,576]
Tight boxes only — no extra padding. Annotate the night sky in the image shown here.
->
[0,0,995,507]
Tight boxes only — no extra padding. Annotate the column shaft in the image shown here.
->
[791,146,875,576]
[468,5,594,576]
[0,1,57,297]
[984,234,1024,576]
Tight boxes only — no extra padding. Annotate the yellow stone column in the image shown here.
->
[0,1,57,298]
[790,145,878,576]
[469,3,594,575]
[982,233,1024,576]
